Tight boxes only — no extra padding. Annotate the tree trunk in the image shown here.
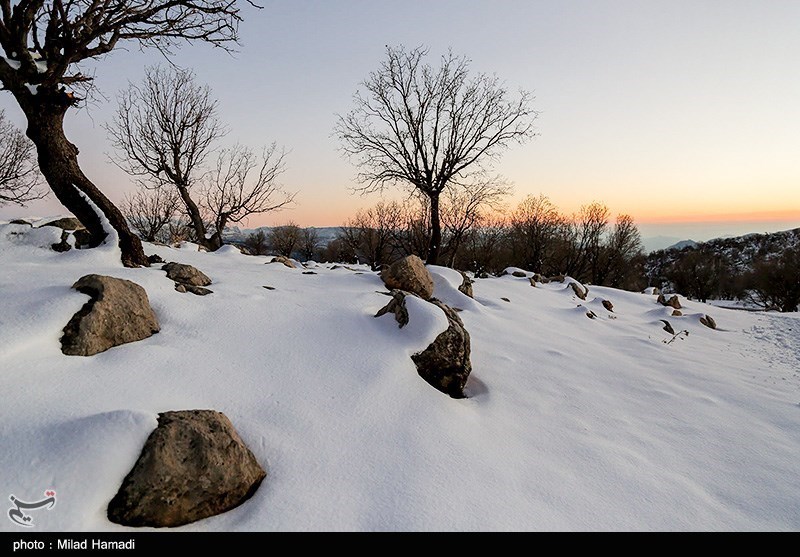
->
[21,97,148,267]
[174,184,214,251]
[427,193,442,266]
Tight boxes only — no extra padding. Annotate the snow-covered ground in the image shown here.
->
[1,221,799,532]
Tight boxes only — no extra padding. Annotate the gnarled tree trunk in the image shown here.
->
[20,94,148,267]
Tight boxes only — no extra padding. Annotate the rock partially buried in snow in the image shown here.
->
[40,216,84,231]
[61,275,160,356]
[457,271,474,299]
[602,300,614,312]
[657,294,682,309]
[660,319,675,335]
[511,270,527,278]
[531,273,550,284]
[700,314,717,330]
[411,299,472,399]
[569,282,588,300]
[672,310,683,317]
[162,262,211,287]
[380,255,434,300]
[375,290,410,328]
[269,255,296,268]
[107,410,266,528]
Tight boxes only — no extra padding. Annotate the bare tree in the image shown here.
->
[335,45,537,265]
[455,213,511,275]
[508,194,562,273]
[440,179,511,267]
[340,200,403,269]
[107,65,224,250]
[298,227,321,261]
[201,143,294,250]
[243,229,269,255]
[123,187,180,243]
[0,1,251,266]
[0,110,45,206]
[269,221,301,257]
[108,67,292,251]
[601,214,644,287]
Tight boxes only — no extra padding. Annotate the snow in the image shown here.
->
[1,223,799,532]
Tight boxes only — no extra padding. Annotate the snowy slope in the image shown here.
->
[1,223,798,532]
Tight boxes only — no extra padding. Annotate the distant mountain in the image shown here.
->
[641,236,684,253]
[223,226,342,245]
[667,239,699,251]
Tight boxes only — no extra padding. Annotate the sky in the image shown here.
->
[1,0,798,242]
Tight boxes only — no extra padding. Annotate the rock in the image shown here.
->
[40,217,84,230]
[476,271,489,279]
[107,410,266,528]
[672,310,683,316]
[657,294,682,309]
[531,273,549,284]
[411,299,471,399]
[511,270,527,278]
[174,283,187,293]
[529,277,537,287]
[51,230,72,252]
[262,286,276,290]
[700,314,717,330]
[185,285,212,296]
[548,275,566,283]
[61,275,160,356]
[457,271,473,298]
[602,300,614,312]
[501,297,510,302]
[9,219,32,226]
[586,311,597,319]
[72,228,92,248]
[269,256,296,268]
[374,290,410,328]
[302,271,317,275]
[162,262,211,287]
[569,282,588,300]
[148,254,164,264]
[380,255,434,300]
[643,286,660,295]
[660,319,675,335]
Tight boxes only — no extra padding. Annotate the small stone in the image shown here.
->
[700,315,717,330]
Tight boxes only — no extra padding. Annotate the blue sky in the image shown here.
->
[1,0,798,241]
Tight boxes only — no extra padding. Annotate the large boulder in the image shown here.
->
[107,410,266,528]
[61,275,160,356]
[411,299,472,399]
[380,255,434,300]
[161,262,211,287]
